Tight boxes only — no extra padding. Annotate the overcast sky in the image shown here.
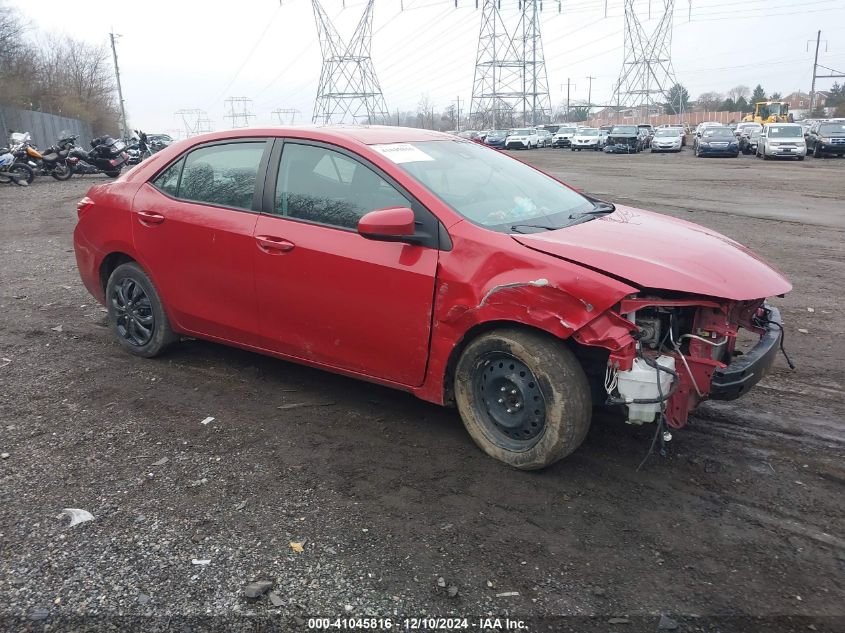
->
[10,0,845,136]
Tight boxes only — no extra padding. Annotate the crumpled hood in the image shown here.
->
[513,206,792,301]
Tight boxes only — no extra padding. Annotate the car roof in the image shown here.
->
[177,125,455,147]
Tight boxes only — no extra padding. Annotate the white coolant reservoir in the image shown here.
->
[616,356,676,424]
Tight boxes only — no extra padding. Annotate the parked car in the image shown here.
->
[147,134,175,153]
[551,126,578,148]
[604,125,643,153]
[693,127,739,157]
[571,128,604,151]
[73,126,791,470]
[739,128,761,155]
[505,128,539,150]
[806,120,845,158]
[536,129,553,148]
[637,124,655,148]
[757,123,806,161]
[483,130,510,149]
[694,122,722,138]
[650,128,684,153]
[735,122,762,139]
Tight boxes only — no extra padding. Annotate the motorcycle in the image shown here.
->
[0,151,33,186]
[124,130,152,166]
[67,135,129,178]
[8,132,73,181]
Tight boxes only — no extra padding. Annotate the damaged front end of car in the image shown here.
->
[575,295,790,429]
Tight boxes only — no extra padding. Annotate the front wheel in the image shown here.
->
[454,329,591,470]
[106,262,177,358]
[8,163,34,185]
[105,167,122,178]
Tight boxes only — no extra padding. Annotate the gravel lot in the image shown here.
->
[1,149,843,633]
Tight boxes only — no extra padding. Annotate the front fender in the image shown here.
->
[413,226,637,405]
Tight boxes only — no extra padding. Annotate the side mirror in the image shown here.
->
[358,207,416,242]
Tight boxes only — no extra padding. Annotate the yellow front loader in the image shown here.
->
[742,101,793,125]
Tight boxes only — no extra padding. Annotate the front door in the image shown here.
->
[252,140,439,386]
[132,139,270,344]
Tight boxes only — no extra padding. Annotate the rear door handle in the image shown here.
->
[136,210,165,225]
[255,235,295,254]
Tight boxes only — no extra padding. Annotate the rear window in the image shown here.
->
[152,141,266,210]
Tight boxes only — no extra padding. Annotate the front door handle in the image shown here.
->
[136,210,165,226]
[256,235,295,254]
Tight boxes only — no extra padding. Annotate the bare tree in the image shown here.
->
[416,94,436,130]
[727,85,750,102]
[697,92,723,112]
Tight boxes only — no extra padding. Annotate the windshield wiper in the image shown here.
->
[569,201,616,219]
[510,224,557,233]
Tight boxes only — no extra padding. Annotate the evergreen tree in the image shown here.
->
[736,96,749,112]
[751,85,767,104]
[664,83,690,115]
[721,97,737,111]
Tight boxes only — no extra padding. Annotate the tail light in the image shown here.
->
[77,196,94,218]
[109,158,119,166]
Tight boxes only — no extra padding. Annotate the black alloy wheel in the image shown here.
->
[111,277,155,347]
[106,262,176,357]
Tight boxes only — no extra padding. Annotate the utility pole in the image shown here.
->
[809,30,822,111]
[586,75,596,108]
[453,96,463,130]
[109,32,128,139]
[531,0,537,125]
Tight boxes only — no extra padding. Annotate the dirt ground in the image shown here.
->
[1,149,843,633]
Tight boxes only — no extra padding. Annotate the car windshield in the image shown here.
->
[487,130,508,138]
[768,126,802,138]
[819,123,845,135]
[385,140,594,232]
[557,128,576,134]
[611,126,638,135]
[511,129,533,135]
[703,128,734,138]
[654,129,680,137]
[578,129,598,136]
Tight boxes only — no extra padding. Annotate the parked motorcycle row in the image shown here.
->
[0,129,163,187]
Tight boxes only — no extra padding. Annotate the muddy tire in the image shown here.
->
[454,328,591,470]
[106,262,176,358]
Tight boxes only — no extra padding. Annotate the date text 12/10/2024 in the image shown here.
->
[307,617,528,630]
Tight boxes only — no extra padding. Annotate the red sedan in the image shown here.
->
[74,126,791,469]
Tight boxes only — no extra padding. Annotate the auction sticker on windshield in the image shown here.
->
[371,143,435,164]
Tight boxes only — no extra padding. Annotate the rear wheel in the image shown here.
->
[51,163,73,181]
[106,262,177,358]
[454,329,591,470]
[105,167,122,178]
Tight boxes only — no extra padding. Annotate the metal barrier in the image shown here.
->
[0,105,93,150]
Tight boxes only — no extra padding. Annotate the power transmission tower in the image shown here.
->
[174,109,213,137]
[224,97,256,128]
[312,0,389,125]
[271,108,301,125]
[469,0,551,129]
[109,32,128,139]
[612,0,681,119]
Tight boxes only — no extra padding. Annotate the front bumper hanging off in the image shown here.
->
[710,305,783,401]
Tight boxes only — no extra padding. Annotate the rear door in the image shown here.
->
[132,139,271,344]
[251,139,440,386]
